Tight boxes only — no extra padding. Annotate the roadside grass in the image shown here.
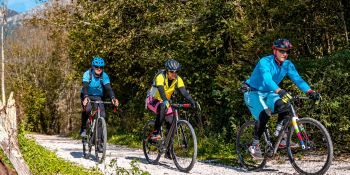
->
[0,134,101,174]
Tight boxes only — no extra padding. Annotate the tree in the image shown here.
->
[0,0,7,104]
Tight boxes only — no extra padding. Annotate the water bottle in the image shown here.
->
[274,121,284,137]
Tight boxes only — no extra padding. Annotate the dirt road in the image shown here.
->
[28,134,349,175]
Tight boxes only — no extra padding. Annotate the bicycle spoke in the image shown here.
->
[143,120,161,164]
[236,121,267,171]
[287,118,333,175]
[173,120,197,172]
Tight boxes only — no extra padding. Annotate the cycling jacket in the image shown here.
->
[81,69,111,96]
[245,55,311,94]
[153,73,185,101]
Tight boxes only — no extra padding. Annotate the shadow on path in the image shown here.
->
[126,157,179,172]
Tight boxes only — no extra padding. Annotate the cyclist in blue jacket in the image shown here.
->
[242,38,320,160]
[80,57,119,152]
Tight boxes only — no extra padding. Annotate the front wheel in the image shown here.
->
[236,121,267,172]
[83,119,93,159]
[173,120,197,172]
[287,118,333,175]
[95,117,107,163]
[143,120,161,164]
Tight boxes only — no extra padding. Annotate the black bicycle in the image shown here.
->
[143,98,199,172]
[82,101,116,163]
[236,94,333,175]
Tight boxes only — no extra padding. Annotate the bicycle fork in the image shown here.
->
[174,109,188,148]
[290,106,310,149]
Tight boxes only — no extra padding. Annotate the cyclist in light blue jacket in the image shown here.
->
[80,57,119,152]
[241,38,320,160]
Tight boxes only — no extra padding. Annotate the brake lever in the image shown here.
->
[307,103,316,112]
[317,93,322,107]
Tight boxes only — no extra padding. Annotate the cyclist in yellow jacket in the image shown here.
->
[147,59,199,159]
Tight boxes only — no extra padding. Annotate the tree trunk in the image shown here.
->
[339,0,349,49]
[0,92,32,174]
[1,0,5,104]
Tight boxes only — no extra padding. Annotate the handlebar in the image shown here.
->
[83,100,118,113]
[172,104,192,108]
[171,102,201,114]
[89,101,113,104]
[290,93,322,111]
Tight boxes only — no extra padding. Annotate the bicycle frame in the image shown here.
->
[146,103,193,154]
[85,101,114,144]
[262,96,320,158]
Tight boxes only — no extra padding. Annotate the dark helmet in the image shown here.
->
[273,38,293,50]
[165,59,181,71]
[92,57,105,66]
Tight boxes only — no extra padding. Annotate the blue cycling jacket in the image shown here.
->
[81,70,111,96]
[245,55,311,94]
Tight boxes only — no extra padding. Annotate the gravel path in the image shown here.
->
[27,134,349,175]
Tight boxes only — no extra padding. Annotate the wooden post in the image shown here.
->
[0,92,32,175]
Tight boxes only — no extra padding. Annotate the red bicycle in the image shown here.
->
[82,101,116,163]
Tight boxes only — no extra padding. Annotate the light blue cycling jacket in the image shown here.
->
[245,55,311,94]
[80,69,111,96]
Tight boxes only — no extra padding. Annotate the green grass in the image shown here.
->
[0,134,101,175]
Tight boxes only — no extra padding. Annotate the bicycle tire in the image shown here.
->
[83,119,93,159]
[173,120,197,172]
[95,117,107,163]
[287,118,333,175]
[236,121,267,172]
[143,120,161,164]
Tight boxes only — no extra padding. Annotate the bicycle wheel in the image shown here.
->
[236,121,267,171]
[287,118,333,175]
[143,120,161,164]
[95,117,107,163]
[83,119,93,159]
[173,120,197,172]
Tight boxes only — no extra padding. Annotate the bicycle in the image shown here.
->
[143,93,199,172]
[236,93,333,175]
[82,100,117,163]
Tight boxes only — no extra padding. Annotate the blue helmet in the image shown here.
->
[92,57,105,67]
[165,59,181,71]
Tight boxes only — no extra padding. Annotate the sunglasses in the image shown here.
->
[94,66,104,69]
[278,50,290,54]
[168,70,179,74]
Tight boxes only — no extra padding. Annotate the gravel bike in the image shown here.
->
[236,93,333,175]
[82,101,116,163]
[143,93,199,172]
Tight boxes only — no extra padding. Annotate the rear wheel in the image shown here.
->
[287,118,333,175]
[143,120,161,164]
[83,119,92,159]
[95,117,107,163]
[236,121,267,172]
[173,120,197,172]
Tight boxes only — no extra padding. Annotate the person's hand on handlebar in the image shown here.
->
[193,101,201,111]
[277,89,292,103]
[83,97,90,106]
[191,101,201,115]
[308,90,322,105]
[112,98,119,107]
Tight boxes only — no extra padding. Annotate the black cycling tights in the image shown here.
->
[154,102,171,132]
[253,99,290,141]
